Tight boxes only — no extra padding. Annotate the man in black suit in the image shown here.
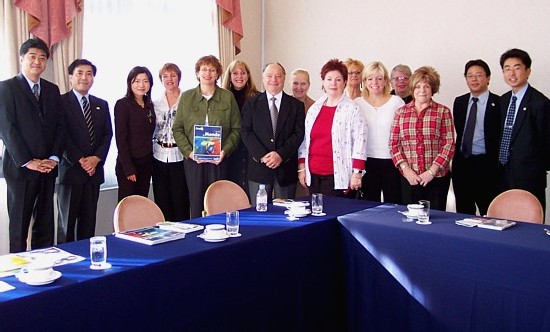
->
[452,59,500,215]
[0,38,65,252]
[497,48,550,210]
[241,63,305,204]
[57,59,113,243]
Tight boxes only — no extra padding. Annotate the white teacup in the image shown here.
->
[204,224,227,239]
[406,204,424,216]
[23,261,54,281]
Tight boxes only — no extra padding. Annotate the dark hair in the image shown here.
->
[464,59,491,77]
[68,59,97,76]
[158,63,181,84]
[19,38,50,59]
[500,48,532,69]
[195,55,223,81]
[263,62,286,75]
[320,59,348,82]
[125,66,154,104]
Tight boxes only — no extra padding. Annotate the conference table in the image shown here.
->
[339,204,550,332]
[0,197,375,331]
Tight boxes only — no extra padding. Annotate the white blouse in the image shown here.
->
[153,93,184,163]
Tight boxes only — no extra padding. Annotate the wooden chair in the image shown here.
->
[203,180,251,216]
[113,195,165,232]
[486,189,544,224]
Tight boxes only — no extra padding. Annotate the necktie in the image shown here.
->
[33,84,39,101]
[82,96,95,147]
[499,95,517,165]
[270,96,278,136]
[461,97,478,158]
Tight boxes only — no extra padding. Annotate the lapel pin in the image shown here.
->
[523,107,527,111]
[491,103,495,107]
[96,107,100,110]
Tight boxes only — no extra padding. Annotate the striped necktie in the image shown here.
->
[82,96,95,147]
[270,97,278,136]
[498,96,517,164]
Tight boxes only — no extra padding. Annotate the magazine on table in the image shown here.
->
[455,217,516,230]
[115,226,186,245]
[156,222,204,233]
[193,125,222,161]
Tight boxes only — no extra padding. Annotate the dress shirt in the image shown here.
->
[389,100,455,176]
[153,93,184,163]
[464,90,489,155]
[355,95,404,159]
[266,91,283,113]
[71,90,90,117]
[506,84,528,126]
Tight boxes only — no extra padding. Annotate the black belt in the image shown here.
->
[156,140,177,148]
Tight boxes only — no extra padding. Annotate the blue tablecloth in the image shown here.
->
[339,204,550,332]
[0,197,379,331]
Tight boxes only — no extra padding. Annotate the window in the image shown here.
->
[83,0,218,188]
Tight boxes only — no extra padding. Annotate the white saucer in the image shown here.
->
[311,212,326,216]
[285,209,311,218]
[19,270,62,286]
[398,211,418,219]
[416,220,432,225]
[90,262,112,270]
[197,233,228,242]
[227,232,242,238]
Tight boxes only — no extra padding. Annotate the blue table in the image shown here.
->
[0,197,377,331]
[339,204,550,332]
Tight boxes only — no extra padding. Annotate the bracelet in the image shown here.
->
[400,163,408,170]
[297,169,305,173]
[428,169,435,176]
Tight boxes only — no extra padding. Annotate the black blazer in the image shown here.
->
[499,85,550,190]
[58,91,113,185]
[241,92,305,186]
[0,74,65,180]
[452,92,501,164]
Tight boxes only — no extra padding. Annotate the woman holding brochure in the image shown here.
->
[172,55,241,218]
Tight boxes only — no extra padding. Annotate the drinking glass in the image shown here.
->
[226,211,240,236]
[418,200,430,223]
[90,236,107,268]
[311,193,323,215]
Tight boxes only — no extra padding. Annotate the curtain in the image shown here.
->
[52,7,83,93]
[216,0,243,70]
[0,0,28,78]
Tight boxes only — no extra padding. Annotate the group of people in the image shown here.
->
[1,37,548,253]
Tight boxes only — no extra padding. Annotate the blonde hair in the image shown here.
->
[290,68,311,84]
[361,61,391,98]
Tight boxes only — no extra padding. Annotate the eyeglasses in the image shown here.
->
[348,71,362,76]
[466,73,486,80]
[391,76,408,82]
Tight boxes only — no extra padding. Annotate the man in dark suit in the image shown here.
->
[497,48,550,210]
[0,38,65,252]
[241,63,305,205]
[452,59,501,215]
[57,59,112,243]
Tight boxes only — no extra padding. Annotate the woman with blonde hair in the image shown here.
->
[289,68,315,112]
[355,61,404,203]
[343,58,365,100]
[221,59,259,197]
[389,66,455,210]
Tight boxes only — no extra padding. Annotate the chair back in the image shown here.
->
[203,180,250,216]
[113,195,165,232]
[486,189,544,224]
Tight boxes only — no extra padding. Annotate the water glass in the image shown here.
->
[418,200,430,222]
[90,236,107,267]
[311,193,323,215]
[226,211,239,236]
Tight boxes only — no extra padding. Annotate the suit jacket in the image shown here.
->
[0,74,65,180]
[58,90,113,185]
[499,85,550,190]
[241,91,305,186]
[452,92,501,166]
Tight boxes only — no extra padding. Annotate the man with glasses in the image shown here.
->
[497,49,550,210]
[452,59,500,215]
[390,64,413,104]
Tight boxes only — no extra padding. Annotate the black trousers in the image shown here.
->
[57,182,100,243]
[452,154,497,216]
[152,158,190,221]
[116,154,152,202]
[309,173,349,197]
[401,173,451,211]
[7,175,55,252]
[184,159,228,219]
[361,158,402,204]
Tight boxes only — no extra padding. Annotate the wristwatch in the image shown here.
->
[352,169,364,174]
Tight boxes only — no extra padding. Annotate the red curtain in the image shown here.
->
[14,0,82,48]
[216,0,243,54]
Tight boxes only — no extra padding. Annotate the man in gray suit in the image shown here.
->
[57,59,112,243]
[0,38,65,252]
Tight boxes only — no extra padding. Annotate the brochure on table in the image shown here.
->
[455,217,516,230]
[0,247,85,277]
[193,125,222,161]
[115,226,186,245]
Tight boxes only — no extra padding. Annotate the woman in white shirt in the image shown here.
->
[355,61,404,203]
[152,63,190,221]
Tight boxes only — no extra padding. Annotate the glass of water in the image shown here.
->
[226,211,240,237]
[418,200,431,223]
[90,236,107,268]
[311,193,323,215]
